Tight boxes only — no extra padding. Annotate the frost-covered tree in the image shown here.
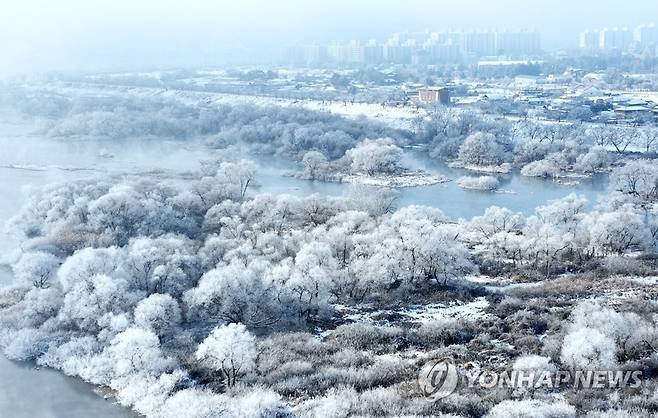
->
[574,146,610,173]
[58,273,135,333]
[195,323,256,387]
[523,217,570,278]
[288,241,337,318]
[87,185,147,246]
[639,126,658,153]
[520,152,568,178]
[109,327,175,377]
[458,132,506,166]
[217,160,256,199]
[13,252,60,289]
[469,206,525,237]
[536,194,588,256]
[345,138,403,175]
[610,160,658,207]
[417,226,475,286]
[133,294,182,339]
[184,261,283,328]
[345,184,398,216]
[585,208,652,255]
[126,235,199,297]
[301,151,329,179]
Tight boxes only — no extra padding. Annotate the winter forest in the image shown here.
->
[2,3,658,417]
[0,75,657,418]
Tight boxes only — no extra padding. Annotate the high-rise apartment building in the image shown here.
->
[579,30,600,49]
[494,30,540,55]
[599,27,633,50]
[635,23,658,48]
[461,30,496,56]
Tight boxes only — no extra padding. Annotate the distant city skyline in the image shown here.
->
[286,29,542,66]
[1,0,658,74]
[579,23,657,52]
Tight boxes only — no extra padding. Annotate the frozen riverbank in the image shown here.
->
[341,171,450,188]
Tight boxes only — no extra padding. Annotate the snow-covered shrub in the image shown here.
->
[302,387,357,418]
[561,321,618,370]
[329,348,371,368]
[351,386,404,417]
[574,147,610,173]
[457,175,499,190]
[2,327,54,361]
[560,301,658,370]
[115,369,189,415]
[520,153,566,178]
[262,359,315,383]
[157,388,228,418]
[38,336,101,376]
[329,323,404,351]
[486,399,576,418]
[584,410,646,418]
[20,287,63,328]
[257,332,332,378]
[227,386,291,418]
[411,317,472,346]
[322,356,412,390]
[601,255,652,276]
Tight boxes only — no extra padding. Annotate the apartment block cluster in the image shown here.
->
[579,23,658,52]
[286,29,541,65]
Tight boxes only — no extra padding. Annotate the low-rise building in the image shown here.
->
[417,87,451,105]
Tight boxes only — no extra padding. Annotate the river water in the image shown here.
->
[0,123,608,416]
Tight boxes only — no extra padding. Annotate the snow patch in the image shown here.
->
[332,296,492,326]
[341,171,449,188]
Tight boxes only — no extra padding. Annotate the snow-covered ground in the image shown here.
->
[457,175,499,191]
[332,296,493,327]
[448,161,513,174]
[402,297,491,322]
[461,275,543,293]
[624,276,658,286]
[341,171,449,188]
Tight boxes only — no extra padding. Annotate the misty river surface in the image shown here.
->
[0,124,608,416]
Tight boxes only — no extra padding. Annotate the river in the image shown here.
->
[0,123,608,416]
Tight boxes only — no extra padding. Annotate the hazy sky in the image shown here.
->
[1,0,657,75]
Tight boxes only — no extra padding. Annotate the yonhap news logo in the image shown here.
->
[418,360,643,401]
[417,359,459,400]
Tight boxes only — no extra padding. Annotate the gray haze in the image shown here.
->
[1,0,657,75]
